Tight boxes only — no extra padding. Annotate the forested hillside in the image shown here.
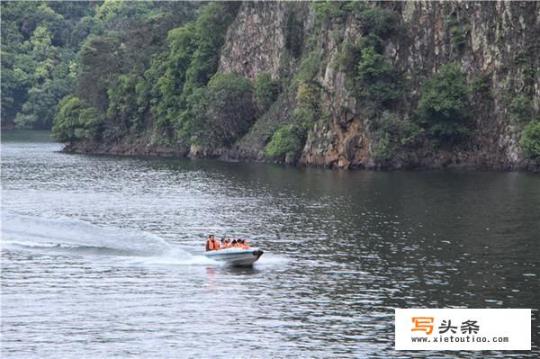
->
[1,0,197,129]
[51,1,240,148]
[3,1,539,170]
[2,1,95,129]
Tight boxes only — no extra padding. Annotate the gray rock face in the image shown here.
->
[216,1,539,170]
[218,2,288,80]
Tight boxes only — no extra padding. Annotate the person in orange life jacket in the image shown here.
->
[205,235,213,251]
[206,234,219,251]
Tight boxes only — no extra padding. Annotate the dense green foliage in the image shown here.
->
[264,80,320,161]
[293,82,321,128]
[52,95,102,142]
[323,3,401,98]
[373,112,422,162]
[48,1,203,142]
[203,74,256,146]
[174,73,257,148]
[150,24,197,131]
[106,73,144,134]
[416,63,471,142]
[2,1,197,130]
[520,120,540,159]
[357,6,400,39]
[264,125,305,160]
[183,3,238,91]
[509,95,534,124]
[254,73,280,113]
[313,1,368,24]
[355,46,401,107]
[85,2,238,144]
[76,1,198,117]
[1,1,96,128]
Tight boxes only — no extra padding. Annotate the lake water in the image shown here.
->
[1,132,539,358]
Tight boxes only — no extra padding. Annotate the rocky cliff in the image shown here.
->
[65,1,540,171]
[218,1,539,170]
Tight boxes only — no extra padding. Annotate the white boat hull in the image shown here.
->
[205,247,263,266]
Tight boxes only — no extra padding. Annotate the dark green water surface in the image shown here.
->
[2,132,539,357]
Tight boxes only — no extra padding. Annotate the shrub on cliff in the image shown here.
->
[52,95,103,142]
[202,73,256,146]
[254,73,280,114]
[355,46,402,107]
[315,2,398,40]
[264,81,320,162]
[373,112,422,162]
[520,120,540,159]
[509,95,534,124]
[313,1,351,24]
[295,82,321,124]
[264,125,305,161]
[357,6,400,39]
[416,63,471,142]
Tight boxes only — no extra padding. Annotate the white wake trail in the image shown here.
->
[1,212,171,256]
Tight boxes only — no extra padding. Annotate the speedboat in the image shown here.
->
[205,247,264,267]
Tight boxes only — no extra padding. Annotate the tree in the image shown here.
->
[15,75,73,129]
[416,63,471,142]
[254,73,280,113]
[355,46,401,107]
[183,3,238,92]
[0,1,95,128]
[106,73,144,133]
[152,24,197,129]
[52,95,103,142]
[204,74,256,146]
[509,95,534,124]
[357,6,400,39]
[78,35,123,111]
[264,125,305,161]
[520,120,540,159]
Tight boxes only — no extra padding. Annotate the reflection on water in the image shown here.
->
[1,133,539,358]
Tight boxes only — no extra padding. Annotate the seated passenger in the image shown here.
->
[205,235,214,251]
[231,239,238,247]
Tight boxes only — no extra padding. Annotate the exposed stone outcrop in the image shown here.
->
[218,2,288,80]
[216,1,539,170]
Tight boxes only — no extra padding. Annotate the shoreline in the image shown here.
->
[62,140,540,173]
